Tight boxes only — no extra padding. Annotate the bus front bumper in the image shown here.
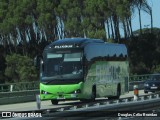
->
[40,93,82,101]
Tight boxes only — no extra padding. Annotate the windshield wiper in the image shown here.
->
[47,76,64,84]
[45,80,54,85]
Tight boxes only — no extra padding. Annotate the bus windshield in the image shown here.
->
[43,50,83,80]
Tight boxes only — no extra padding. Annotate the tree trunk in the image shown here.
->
[106,19,110,39]
[128,16,133,38]
[138,8,142,34]
[20,30,27,56]
[122,19,127,39]
[150,9,153,33]
[113,15,120,42]
[11,32,18,53]
[110,17,115,39]
[116,19,120,43]
[6,35,13,54]
[126,18,131,38]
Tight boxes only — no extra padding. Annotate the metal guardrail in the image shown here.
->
[0,74,150,92]
[0,82,144,105]
[0,90,39,105]
[0,74,159,118]
[0,81,39,92]
[129,74,150,82]
[3,92,160,119]
[40,92,160,118]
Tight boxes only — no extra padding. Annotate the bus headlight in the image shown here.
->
[41,90,51,94]
[74,89,81,94]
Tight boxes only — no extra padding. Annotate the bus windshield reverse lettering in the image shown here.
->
[54,45,73,49]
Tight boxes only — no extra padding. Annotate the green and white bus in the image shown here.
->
[35,38,129,104]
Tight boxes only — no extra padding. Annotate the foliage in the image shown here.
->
[151,65,160,73]
[128,32,160,75]
[0,0,152,54]
[129,62,149,75]
[0,72,5,84]
[5,54,38,82]
[0,0,158,80]
[133,27,160,36]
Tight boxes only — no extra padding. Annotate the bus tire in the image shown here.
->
[80,99,88,102]
[144,90,148,94]
[108,84,121,100]
[91,86,96,101]
[51,100,58,105]
[115,84,121,99]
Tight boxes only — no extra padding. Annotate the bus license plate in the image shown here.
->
[151,86,157,89]
[71,94,77,98]
[57,96,65,99]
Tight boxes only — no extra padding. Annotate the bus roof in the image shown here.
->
[44,38,104,49]
[44,38,128,59]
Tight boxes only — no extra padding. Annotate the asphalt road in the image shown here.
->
[0,90,148,112]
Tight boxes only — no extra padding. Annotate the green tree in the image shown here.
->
[83,0,106,40]
[5,54,38,83]
[130,0,151,35]
[55,0,84,38]
[36,0,59,41]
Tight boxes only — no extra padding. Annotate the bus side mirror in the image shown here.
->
[34,55,42,70]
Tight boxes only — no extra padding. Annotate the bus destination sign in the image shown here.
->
[54,45,73,49]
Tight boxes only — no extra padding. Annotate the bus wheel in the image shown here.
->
[115,85,121,99]
[51,100,58,105]
[80,99,88,103]
[91,86,96,101]
[144,90,148,94]
[109,85,121,100]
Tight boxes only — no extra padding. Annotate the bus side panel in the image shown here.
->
[83,61,129,98]
[111,61,129,96]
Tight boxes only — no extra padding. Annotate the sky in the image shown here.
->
[131,0,160,31]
